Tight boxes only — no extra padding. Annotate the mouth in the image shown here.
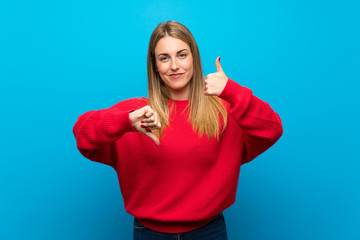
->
[169,73,184,79]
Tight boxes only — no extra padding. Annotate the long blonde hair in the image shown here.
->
[147,21,227,140]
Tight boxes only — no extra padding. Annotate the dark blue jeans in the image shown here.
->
[133,212,228,240]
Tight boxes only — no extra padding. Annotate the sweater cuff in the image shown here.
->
[218,78,253,107]
[127,110,137,132]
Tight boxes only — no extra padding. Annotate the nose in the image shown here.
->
[170,58,179,71]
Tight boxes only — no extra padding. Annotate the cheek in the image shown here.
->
[156,63,169,75]
[184,59,193,75]
[183,56,193,71]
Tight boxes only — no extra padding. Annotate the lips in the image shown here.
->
[169,73,184,78]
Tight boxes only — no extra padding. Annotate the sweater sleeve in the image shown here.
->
[218,79,283,164]
[72,98,145,168]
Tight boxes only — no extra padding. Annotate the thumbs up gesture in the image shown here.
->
[129,106,161,146]
[204,57,228,96]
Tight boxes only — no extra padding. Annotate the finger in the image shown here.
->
[153,111,159,127]
[141,118,152,123]
[141,121,159,128]
[145,131,160,146]
[215,56,223,72]
[145,108,154,118]
[154,112,161,128]
[154,112,161,129]
[142,114,155,123]
[204,87,209,95]
[132,106,147,119]
[136,105,152,119]
[142,111,161,128]
[143,105,151,113]
[205,73,213,80]
[130,106,151,126]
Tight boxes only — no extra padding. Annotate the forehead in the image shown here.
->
[154,36,190,54]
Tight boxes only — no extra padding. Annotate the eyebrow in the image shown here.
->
[157,49,188,57]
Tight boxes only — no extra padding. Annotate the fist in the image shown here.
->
[204,57,228,96]
[129,105,161,146]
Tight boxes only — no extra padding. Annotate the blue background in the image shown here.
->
[1,0,359,239]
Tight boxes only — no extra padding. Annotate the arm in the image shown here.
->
[72,98,143,167]
[219,79,283,164]
[205,57,283,164]
[73,98,162,167]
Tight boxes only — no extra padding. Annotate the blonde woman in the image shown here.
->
[73,21,283,240]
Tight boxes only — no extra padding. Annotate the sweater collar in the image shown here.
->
[168,99,189,108]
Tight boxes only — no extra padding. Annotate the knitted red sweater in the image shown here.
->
[73,79,283,233]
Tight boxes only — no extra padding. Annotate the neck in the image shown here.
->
[169,85,190,100]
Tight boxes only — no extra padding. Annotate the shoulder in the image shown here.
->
[111,97,148,111]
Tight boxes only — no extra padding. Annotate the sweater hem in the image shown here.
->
[135,213,221,233]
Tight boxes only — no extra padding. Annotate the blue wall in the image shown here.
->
[1,0,359,239]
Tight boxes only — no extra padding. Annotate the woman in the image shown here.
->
[73,21,283,240]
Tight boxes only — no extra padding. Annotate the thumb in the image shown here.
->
[145,131,160,146]
[215,56,223,72]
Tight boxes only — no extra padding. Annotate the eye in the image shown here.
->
[159,56,168,61]
[179,53,187,58]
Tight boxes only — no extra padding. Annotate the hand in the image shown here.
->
[204,57,228,96]
[129,105,161,146]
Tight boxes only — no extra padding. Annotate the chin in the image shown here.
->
[172,81,190,89]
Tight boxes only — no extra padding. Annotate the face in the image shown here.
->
[154,36,193,100]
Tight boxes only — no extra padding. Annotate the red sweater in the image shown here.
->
[73,79,283,233]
